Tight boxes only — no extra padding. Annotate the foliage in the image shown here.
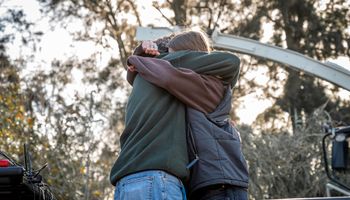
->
[263,0,350,131]
[0,2,43,169]
[241,106,350,199]
[0,55,32,158]
[1,2,126,199]
[152,0,350,128]
[22,57,126,199]
[1,0,349,199]
[39,0,141,66]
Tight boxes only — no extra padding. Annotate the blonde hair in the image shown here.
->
[167,30,211,52]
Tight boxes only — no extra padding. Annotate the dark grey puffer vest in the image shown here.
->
[186,87,249,194]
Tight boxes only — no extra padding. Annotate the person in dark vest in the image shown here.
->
[111,30,231,199]
[171,31,249,200]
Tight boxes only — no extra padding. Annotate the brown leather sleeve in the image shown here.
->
[127,55,224,114]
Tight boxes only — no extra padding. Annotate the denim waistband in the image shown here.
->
[115,170,187,200]
[118,170,181,184]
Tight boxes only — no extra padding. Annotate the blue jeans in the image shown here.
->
[114,170,187,200]
[191,185,248,200]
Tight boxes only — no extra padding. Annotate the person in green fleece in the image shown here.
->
[111,31,240,200]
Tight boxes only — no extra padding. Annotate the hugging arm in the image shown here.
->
[162,51,240,87]
[127,36,173,85]
[127,56,225,114]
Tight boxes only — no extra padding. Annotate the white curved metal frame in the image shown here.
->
[136,27,350,91]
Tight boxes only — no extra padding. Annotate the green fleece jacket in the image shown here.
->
[109,50,240,185]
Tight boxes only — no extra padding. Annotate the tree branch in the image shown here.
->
[153,3,175,26]
[126,0,142,26]
[212,0,226,31]
[105,0,128,66]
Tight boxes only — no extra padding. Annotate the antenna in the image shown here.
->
[24,143,33,177]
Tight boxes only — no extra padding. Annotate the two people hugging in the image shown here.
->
[110,30,249,200]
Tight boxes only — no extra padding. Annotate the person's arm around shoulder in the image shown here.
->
[127,55,225,114]
[162,51,241,87]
